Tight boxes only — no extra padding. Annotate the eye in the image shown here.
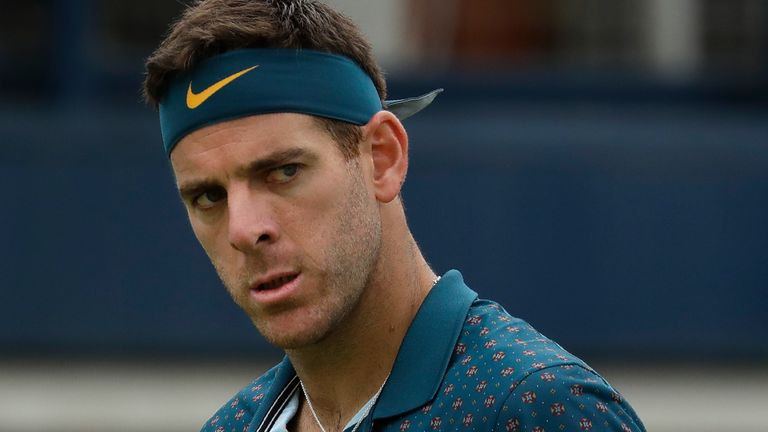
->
[193,188,226,209]
[266,164,300,184]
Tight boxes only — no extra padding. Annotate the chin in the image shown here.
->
[252,317,332,350]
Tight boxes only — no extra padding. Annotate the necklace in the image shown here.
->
[299,274,440,432]
[300,373,390,432]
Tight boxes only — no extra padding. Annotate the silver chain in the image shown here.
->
[299,275,439,432]
[300,373,389,432]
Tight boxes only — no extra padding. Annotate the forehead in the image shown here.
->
[170,113,335,175]
[174,113,322,156]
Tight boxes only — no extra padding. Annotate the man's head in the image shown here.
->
[143,0,387,159]
[144,0,414,349]
[170,111,409,349]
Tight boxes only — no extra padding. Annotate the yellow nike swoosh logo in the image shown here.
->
[186,65,259,109]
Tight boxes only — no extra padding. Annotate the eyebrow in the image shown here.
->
[177,147,314,200]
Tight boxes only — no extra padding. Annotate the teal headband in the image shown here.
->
[159,48,441,155]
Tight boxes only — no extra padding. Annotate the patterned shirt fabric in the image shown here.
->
[201,270,645,432]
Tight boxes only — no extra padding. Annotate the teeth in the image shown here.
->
[259,275,292,291]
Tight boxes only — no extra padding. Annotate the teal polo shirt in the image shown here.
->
[201,270,645,431]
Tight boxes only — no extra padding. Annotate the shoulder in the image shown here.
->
[199,363,282,432]
[456,299,590,378]
[446,299,645,431]
[495,362,645,432]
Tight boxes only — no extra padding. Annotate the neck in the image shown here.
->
[286,203,436,426]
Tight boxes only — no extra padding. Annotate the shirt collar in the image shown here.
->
[249,270,477,428]
[250,358,297,432]
[373,269,477,418]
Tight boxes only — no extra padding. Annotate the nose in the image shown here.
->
[226,188,280,253]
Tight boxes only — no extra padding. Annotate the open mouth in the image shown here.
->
[255,273,299,292]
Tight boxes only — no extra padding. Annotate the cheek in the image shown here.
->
[287,172,366,248]
[303,175,375,261]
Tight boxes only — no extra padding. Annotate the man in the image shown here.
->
[144,1,645,431]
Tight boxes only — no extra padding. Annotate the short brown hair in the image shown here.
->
[143,0,387,158]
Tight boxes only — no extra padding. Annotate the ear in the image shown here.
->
[362,111,409,203]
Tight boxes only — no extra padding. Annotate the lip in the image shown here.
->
[249,271,302,306]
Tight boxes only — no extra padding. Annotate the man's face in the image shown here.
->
[171,113,381,349]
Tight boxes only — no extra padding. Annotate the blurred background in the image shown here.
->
[1,0,766,430]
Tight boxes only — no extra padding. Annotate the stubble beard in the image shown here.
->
[213,160,382,350]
